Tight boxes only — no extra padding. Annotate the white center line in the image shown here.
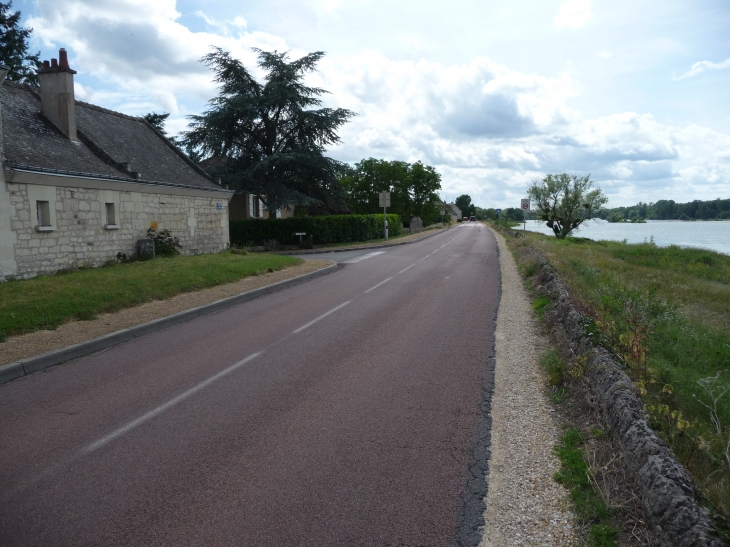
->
[84,352,263,453]
[398,264,415,274]
[419,254,431,261]
[293,301,351,334]
[365,277,392,293]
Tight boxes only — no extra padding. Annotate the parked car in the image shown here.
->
[469,216,476,221]
[463,217,469,222]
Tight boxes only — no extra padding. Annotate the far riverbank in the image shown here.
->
[521,219,730,255]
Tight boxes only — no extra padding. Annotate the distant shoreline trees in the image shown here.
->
[599,198,730,222]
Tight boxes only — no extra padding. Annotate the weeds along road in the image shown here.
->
[0,223,499,547]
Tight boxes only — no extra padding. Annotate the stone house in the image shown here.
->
[0,49,233,280]
[440,202,461,222]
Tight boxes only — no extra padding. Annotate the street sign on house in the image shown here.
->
[521,199,530,211]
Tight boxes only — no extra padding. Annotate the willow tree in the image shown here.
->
[183,47,355,213]
[527,173,607,239]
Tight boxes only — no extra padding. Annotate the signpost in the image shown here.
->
[521,198,530,234]
[379,191,391,240]
[294,232,307,244]
[495,208,502,227]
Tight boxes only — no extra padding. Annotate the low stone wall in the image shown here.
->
[5,182,229,279]
[531,251,722,546]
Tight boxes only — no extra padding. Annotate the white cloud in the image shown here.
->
[23,0,730,208]
[28,0,292,110]
[673,57,730,80]
[554,0,593,29]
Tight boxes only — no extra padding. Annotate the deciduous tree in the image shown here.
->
[341,158,442,224]
[455,195,475,218]
[527,173,607,239]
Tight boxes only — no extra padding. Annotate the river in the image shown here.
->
[517,219,730,255]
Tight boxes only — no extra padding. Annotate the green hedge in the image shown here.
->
[230,214,402,246]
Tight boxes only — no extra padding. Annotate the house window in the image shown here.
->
[105,203,119,229]
[249,194,261,218]
[36,201,51,227]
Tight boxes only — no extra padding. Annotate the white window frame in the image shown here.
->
[104,202,119,229]
[28,185,57,232]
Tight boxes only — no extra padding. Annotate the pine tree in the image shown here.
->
[0,1,40,85]
[182,47,356,213]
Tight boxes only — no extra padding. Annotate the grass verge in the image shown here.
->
[507,226,730,540]
[554,428,618,547]
[0,252,301,342]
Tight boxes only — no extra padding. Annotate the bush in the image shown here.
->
[230,214,402,247]
[147,228,181,257]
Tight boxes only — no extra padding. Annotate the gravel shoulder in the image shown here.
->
[480,228,577,546]
[0,259,333,367]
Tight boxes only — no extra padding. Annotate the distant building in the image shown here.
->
[198,156,294,221]
[0,49,233,280]
[440,202,461,222]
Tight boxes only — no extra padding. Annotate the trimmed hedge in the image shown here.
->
[230,214,402,246]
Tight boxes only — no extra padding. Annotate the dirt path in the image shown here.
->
[0,259,333,367]
[480,229,577,546]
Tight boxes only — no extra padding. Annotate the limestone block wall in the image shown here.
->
[5,181,230,279]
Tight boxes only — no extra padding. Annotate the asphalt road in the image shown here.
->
[0,223,500,547]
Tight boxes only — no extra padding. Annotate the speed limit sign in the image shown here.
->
[521,199,530,211]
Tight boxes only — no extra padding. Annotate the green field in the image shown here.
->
[0,252,301,342]
[510,230,730,531]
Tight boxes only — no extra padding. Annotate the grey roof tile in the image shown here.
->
[1,82,123,176]
[1,81,224,192]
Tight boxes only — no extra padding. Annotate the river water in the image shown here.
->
[518,219,730,255]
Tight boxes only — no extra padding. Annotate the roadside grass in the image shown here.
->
[0,252,301,342]
[554,428,618,547]
[517,230,730,535]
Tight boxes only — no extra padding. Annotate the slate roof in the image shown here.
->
[0,81,226,192]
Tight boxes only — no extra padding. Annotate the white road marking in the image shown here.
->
[84,352,263,453]
[343,251,387,264]
[398,264,415,274]
[419,254,431,261]
[365,277,392,294]
[293,301,351,334]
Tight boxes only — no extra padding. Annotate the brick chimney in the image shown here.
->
[38,48,78,141]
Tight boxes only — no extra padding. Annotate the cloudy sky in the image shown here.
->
[17,0,730,208]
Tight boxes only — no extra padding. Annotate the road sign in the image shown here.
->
[521,199,530,211]
[378,192,391,208]
[495,208,502,214]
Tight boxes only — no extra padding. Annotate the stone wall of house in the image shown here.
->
[5,182,230,279]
